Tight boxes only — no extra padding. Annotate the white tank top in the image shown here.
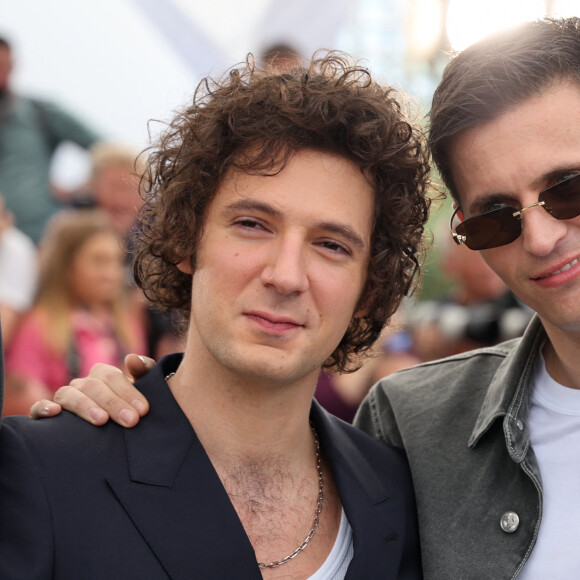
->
[307,508,354,579]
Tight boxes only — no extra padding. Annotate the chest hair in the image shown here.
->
[215,454,319,548]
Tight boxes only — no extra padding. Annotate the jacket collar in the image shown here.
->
[468,315,546,461]
[121,353,191,485]
[109,353,260,579]
[311,400,393,504]
[311,400,414,578]
[111,355,410,578]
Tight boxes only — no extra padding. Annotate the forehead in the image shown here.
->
[448,82,580,212]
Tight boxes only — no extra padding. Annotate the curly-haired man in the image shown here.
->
[0,53,428,578]
[44,17,580,579]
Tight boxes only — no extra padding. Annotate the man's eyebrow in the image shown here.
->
[315,221,366,250]
[222,199,281,218]
[222,199,367,250]
[467,164,580,214]
[467,192,515,215]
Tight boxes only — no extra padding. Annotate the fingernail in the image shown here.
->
[119,408,136,426]
[132,400,147,415]
[138,355,154,369]
[89,407,107,423]
[41,404,53,416]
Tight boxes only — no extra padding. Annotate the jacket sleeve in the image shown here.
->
[0,419,53,578]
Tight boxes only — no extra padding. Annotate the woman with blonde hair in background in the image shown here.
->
[3,209,146,415]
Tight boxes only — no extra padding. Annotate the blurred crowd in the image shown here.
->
[0,36,534,420]
[0,35,185,415]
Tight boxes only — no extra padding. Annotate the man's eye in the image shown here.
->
[479,202,515,215]
[318,240,350,255]
[235,218,265,230]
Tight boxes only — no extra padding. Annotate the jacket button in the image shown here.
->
[500,512,520,533]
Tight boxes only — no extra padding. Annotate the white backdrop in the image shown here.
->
[3,0,355,149]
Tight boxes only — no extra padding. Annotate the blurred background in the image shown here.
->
[1,0,577,417]
[5,0,578,158]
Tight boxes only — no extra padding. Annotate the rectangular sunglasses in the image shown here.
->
[450,173,580,250]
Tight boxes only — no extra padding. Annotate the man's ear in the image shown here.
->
[177,259,193,274]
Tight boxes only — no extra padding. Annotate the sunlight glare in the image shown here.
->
[447,0,547,52]
[551,0,580,17]
[408,0,444,58]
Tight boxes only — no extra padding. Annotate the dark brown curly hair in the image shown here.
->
[133,52,430,372]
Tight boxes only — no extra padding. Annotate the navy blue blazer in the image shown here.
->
[0,354,421,579]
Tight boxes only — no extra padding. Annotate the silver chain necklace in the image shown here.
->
[164,373,324,569]
[258,423,324,569]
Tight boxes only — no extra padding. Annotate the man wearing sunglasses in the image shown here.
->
[358,17,580,579]
[30,16,580,579]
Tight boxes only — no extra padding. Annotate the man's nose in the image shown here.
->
[519,204,568,257]
[260,236,310,295]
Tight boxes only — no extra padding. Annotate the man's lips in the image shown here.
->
[532,256,580,280]
[245,311,304,331]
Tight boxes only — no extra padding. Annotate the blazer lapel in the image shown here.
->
[107,355,261,580]
[311,402,410,579]
[106,358,412,579]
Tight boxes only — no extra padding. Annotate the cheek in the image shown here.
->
[479,249,513,284]
[313,269,364,323]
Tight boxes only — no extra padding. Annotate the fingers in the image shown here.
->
[30,399,63,419]
[87,363,151,420]
[51,384,111,425]
[54,363,151,427]
[125,353,155,381]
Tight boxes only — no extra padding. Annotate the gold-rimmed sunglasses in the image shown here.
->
[450,174,580,250]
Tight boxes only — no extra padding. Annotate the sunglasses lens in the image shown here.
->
[456,207,521,250]
[541,174,580,220]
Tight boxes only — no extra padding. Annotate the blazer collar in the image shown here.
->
[113,356,409,579]
[311,400,392,504]
[310,400,413,578]
[109,353,260,579]
[122,353,191,485]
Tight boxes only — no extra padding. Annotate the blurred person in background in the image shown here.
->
[3,209,145,415]
[80,141,144,238]
[0,194,38,346]
[0,36,101,243]
[261,42,304,72]
[74,141,185,359]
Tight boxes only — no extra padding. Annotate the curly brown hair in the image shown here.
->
[133,52,430,372]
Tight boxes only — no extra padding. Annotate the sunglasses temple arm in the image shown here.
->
[450,207,467,246]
